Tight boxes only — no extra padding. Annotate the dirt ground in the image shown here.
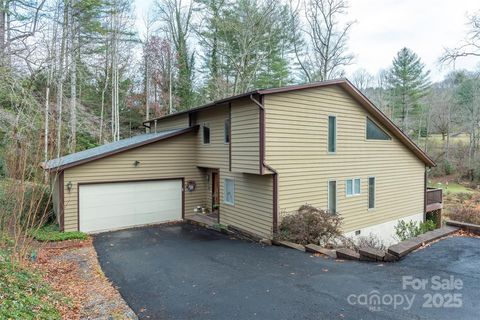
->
[35,239,137,320]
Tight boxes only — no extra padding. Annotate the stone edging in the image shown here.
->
[271,226,460,263]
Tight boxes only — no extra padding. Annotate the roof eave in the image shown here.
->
[44,126,199,172]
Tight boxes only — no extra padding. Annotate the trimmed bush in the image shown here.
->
[277,204,343,246]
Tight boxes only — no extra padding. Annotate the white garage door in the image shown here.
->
[79,179,182,233]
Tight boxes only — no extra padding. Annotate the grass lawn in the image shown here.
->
[29,224,88,242]
[429,181,474,195]
[0,247,65,319]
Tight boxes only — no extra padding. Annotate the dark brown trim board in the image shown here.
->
[75,177,186,232]
[228,103,232,172]
[59,171,65,232]
[424,168,427,219]
[259,95,265,175]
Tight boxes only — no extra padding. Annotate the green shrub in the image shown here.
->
[0,248,64,319]
[29,224,88,242]
[443,160,453,176]
[277,204,343,246]
[394,219,437,241]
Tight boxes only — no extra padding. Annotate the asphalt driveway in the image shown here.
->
[93,223,480,320]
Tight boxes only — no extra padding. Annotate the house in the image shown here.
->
[44,79,442,244]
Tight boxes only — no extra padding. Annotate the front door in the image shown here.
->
[212,171,220,212]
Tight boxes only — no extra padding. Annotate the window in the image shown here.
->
[224,118,230,144]
[328,116,336,153]
[224,178,235,205]
[328,180,337,213]
[368,177,375,209]
[346,178,361,196]
[203,125,210,144]
[366,118,391,140]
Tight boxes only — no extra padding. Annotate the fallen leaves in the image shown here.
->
[34,239,135,319]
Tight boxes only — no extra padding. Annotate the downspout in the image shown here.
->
[249,94,279,235]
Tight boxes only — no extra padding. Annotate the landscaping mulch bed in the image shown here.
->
[34,239,137,320]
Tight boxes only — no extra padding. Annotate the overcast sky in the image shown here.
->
[134,0,480,82]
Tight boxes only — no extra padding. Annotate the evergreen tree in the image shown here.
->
[387,47,430,132]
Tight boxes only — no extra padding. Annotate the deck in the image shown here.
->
[426,187,443,212]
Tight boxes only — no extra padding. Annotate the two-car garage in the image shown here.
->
[78,180,183,233]
[45,127,204,233]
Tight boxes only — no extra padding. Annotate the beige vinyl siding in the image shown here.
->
[193,105,273,238]
[231,99,260,174]
[264,86,425,233]
[151,113,189,132]
[195,107,229,169]
[62,132,205,231]
[221,173,273,238]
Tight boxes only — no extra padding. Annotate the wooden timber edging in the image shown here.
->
[445,220,480,235]
[270,226,460,263]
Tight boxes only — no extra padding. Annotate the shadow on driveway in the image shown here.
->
[93,223,480,320]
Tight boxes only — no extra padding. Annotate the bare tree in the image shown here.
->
[302,0,354,81]
[351,68,373,92]
[440,11,480,65]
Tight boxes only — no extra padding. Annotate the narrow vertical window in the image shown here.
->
[203,125,210,144]
[224,118,230,144]
[328,180,337,213]
[368,177,376,209]
[328,116,336,153]
[224,178,235,205]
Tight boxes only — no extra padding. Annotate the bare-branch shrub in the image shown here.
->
[277,204,343,246]
[449,207,480,225]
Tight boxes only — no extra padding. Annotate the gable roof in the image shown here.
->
[43,126,197,171]
[145,78,435,167]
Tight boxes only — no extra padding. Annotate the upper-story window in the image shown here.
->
[366,117,391,140]
[224,118,230,144]
[203,124,210,144]
[328,115,336,153]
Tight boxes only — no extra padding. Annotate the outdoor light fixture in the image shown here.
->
[133,160,140,167]
[66,181,72,192]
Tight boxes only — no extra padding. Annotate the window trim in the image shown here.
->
[345,178,361,197]
[202,124,210,145]
[365,117,391,141]
[368,176,376,210]
[223,177,235,206]
[224,118,230,144]
[327,115,337,154]
[327,179,338,214]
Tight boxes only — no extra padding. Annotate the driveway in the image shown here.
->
[93,223,480,320]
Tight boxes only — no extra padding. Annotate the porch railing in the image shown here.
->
[426,187,443,206]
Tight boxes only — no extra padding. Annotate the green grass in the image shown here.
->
[0,248,64,319]
[429,182,474,195]
[29,224,88,242]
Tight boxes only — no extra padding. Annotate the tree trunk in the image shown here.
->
[0,0,5,62]
[56,0,69,157]
[69,2,77,153]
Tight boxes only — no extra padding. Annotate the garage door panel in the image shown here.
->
[79,180,182,233]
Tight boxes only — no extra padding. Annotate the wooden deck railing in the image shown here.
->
[426,188,443,205]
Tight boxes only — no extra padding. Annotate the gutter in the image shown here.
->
[249,94,279,234]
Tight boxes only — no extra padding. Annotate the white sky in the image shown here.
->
[134,0,480,82]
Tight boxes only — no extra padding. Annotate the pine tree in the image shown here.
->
[387,47,430,132]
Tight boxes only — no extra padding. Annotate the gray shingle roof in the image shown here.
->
[44,128,190,170]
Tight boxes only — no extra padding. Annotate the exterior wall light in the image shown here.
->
[133,160,140,167]
[66,181,73,192]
